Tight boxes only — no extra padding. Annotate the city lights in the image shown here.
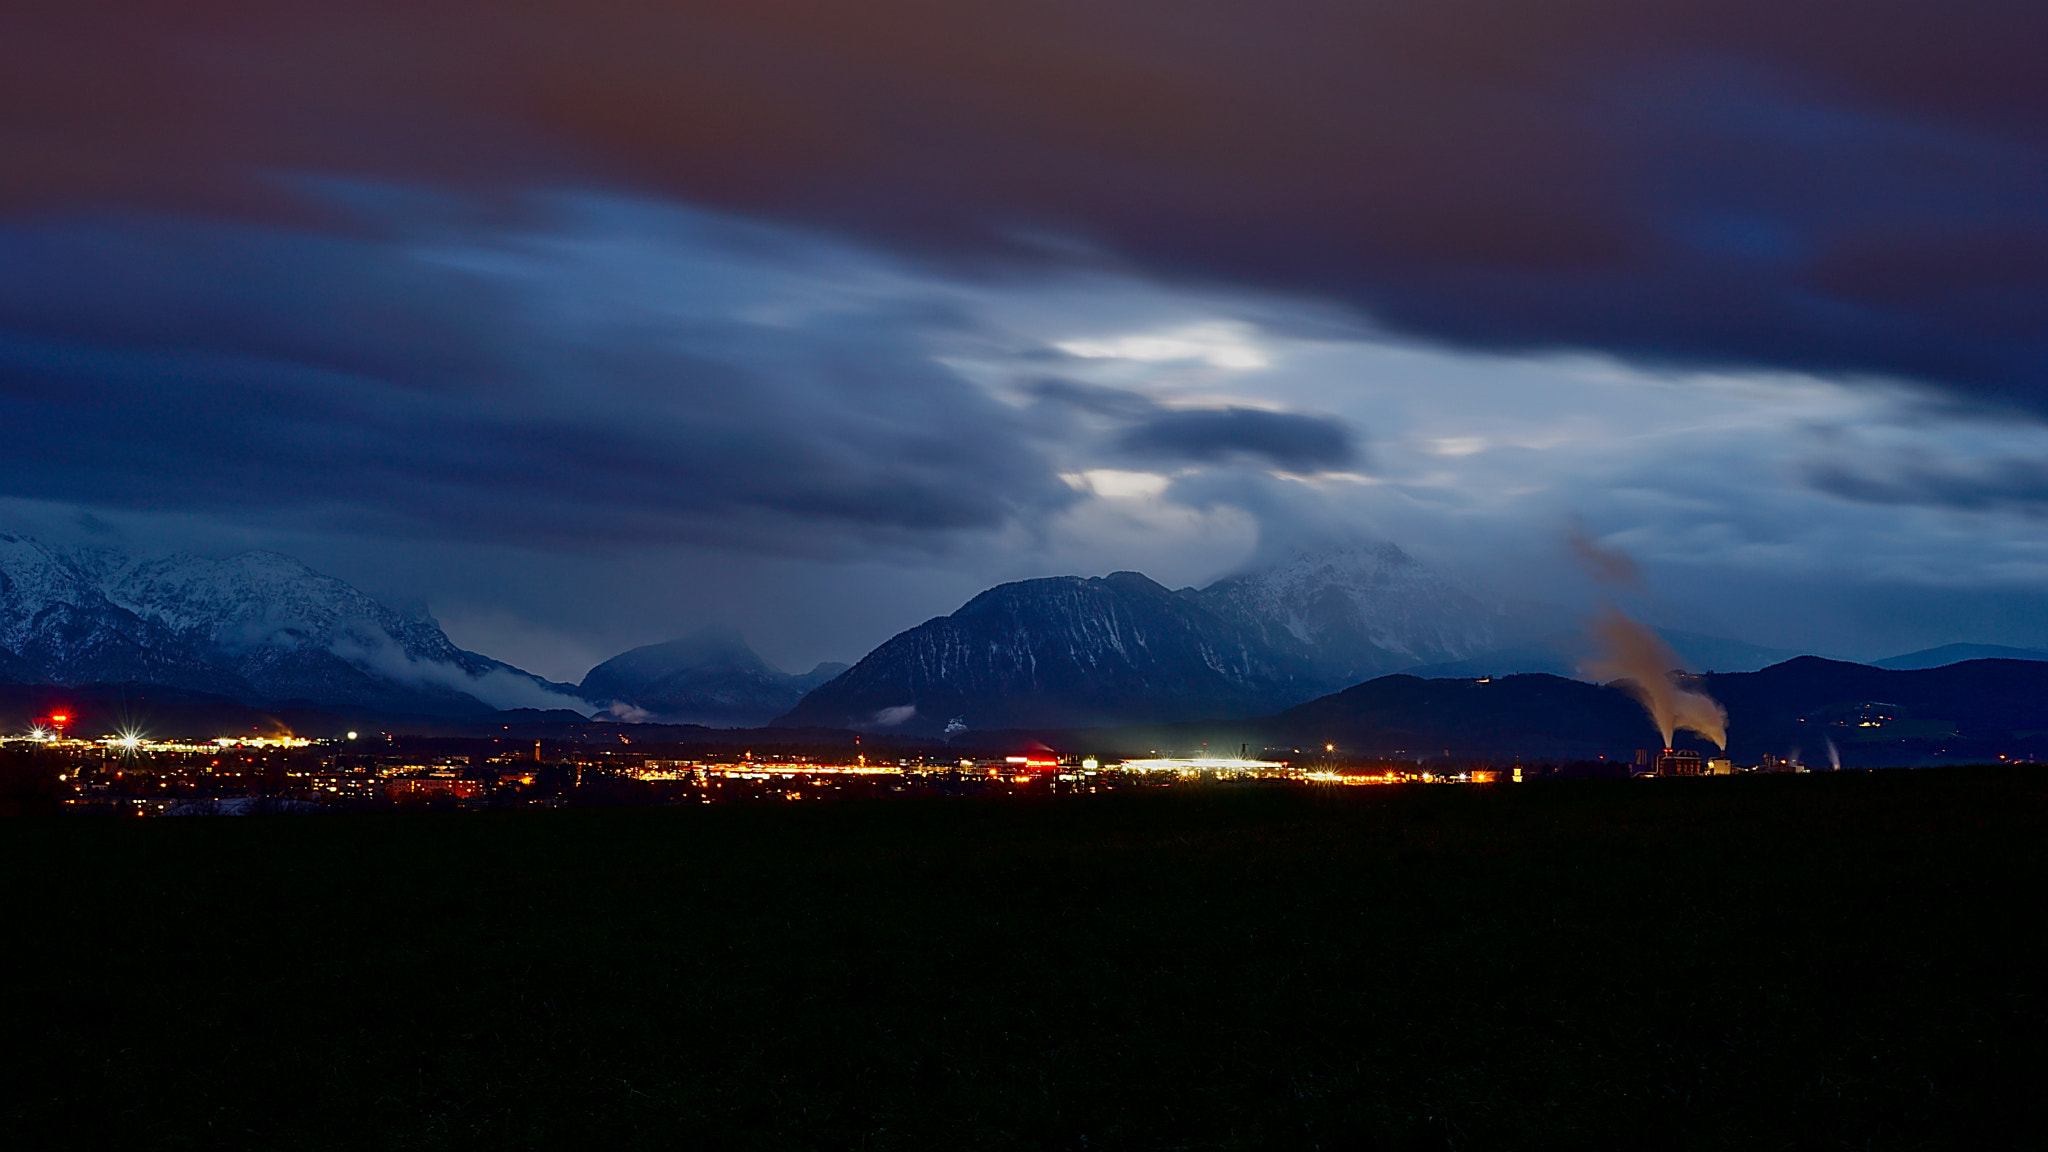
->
[11,720,1817,820]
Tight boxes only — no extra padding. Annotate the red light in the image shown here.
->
[49,713,70,725]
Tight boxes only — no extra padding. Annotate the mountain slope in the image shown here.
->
[1260,673,1659,760]
[1189,541,1502,683]
[778,541,1512,734]
[580,628,844,726]
[776,571,1324,734]
[1246,655,2048,766]
[0,534,583,715]
[1874,643,2048,670]
[0,536,254,697]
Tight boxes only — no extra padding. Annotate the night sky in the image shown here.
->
[7,2,2048,681]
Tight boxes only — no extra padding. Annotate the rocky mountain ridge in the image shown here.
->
[0,534,582,716]
[775,541,1508,734]
[777,570,1329,734]
[1187,541,1506,682]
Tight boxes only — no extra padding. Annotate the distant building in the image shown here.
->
[1707,758,1734,775]
[384,777,482,801]
[1654,749,1703,776]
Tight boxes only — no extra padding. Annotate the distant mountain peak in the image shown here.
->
[1193,539,1499,681]
[1875,643,2048,671]
[777,567,1330,735]
[578,628,839,727]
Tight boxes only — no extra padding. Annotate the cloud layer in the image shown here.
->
[6,6,2048,677]
[8,2,2048,410]
[0,198,1080,552]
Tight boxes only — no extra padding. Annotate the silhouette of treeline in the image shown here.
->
[986,656,2048,766]
[4,771,2042,1148]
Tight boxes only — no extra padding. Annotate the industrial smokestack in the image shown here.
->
[1584,607,1728,750]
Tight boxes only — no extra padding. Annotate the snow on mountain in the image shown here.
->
[0,533,585,715]
[778,540,1507,734]
[105,550,502,680]
[0,534,242,695]
[0,534,105,646]
[777,570,1330,734]
[1191,540,1503,683]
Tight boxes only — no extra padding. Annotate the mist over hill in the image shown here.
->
[1406,629,1810,679]
[1186,541,1519,683]
[579,628,846,726]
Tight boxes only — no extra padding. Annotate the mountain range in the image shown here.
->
[0,534,582,717]
[578,629,846,726]
[777,541,1533,734]
[7,530,2045,747]
[1872,643,2048,670]
[1237,656,2048,767]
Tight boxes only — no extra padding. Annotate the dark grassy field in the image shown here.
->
[5,771,2044,1150]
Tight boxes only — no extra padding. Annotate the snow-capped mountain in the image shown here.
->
[0,535,246,697]
[776,570,1330,734]
[0,534,584,715]
[777,541,1506,734]
[1189,540,1503,684]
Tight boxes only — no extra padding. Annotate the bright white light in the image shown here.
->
[347,731,358,740]
[1055,322,1268,369]
[119,733,141,750]
[1122,757,1288,772]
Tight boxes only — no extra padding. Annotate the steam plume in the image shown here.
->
[1584,607,1728,749]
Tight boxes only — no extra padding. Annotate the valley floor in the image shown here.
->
[5,771,2044,1150]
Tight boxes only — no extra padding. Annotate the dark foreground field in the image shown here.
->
[6,772,2045,1150]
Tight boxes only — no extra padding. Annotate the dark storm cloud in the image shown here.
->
[7,3,2048,409]
[1017,378,1359,472]
[1016,379,1160,422]
[1807,456,2048,516]
[0,207,1074,550]
[1117,407,1357,473]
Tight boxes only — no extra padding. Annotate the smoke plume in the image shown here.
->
[1567,521,1644,589]
[1584,607,1728,749]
